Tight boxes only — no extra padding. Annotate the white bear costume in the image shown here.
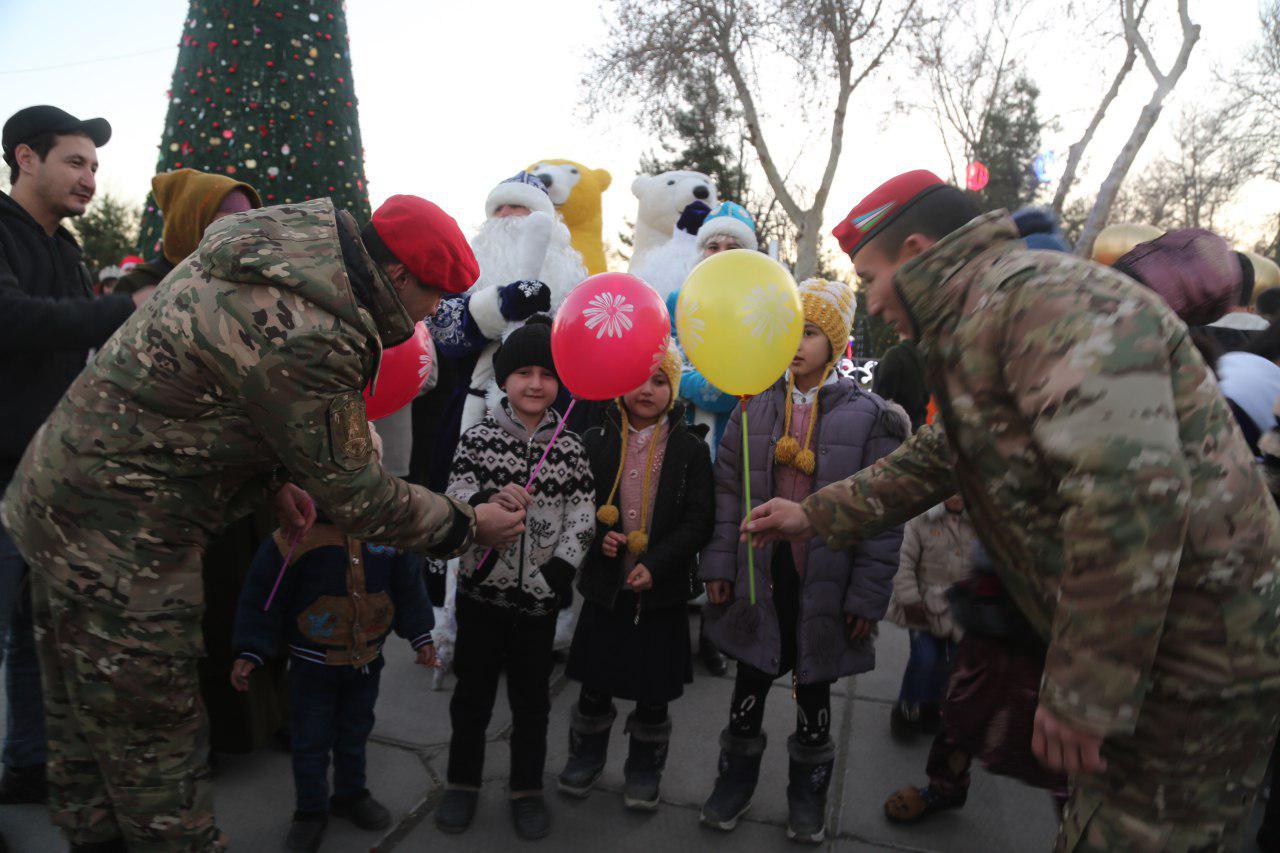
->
[627,170,718,299]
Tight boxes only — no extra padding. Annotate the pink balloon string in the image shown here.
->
[475,397,578,568]
[263,526,303,612]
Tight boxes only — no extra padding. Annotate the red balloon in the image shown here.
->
[364,321,433,420]
[966,161,990,192]
[552,273,670,400]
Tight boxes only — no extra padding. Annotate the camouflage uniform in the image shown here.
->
[804,212,1280,851]
[1,199,475,850]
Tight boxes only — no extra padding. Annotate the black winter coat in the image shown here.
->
[578,404,715,611]
[0,191,134,481]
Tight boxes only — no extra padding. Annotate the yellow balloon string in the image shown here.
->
[740,395,756,606]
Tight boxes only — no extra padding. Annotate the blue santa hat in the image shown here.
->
[485,171,555,219]
[696,201,759,252]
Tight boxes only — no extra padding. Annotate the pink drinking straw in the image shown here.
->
[475,397,578,567]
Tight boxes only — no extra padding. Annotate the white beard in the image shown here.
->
[458,213,588,433]
[469,213,586,309]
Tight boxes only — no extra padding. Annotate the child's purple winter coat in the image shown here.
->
[699,375,908,684]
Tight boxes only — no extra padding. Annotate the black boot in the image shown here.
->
[557,703,615,798]
[622,714,670,811]
[700,730,766,831]
[435,787,479,834]
[510,794,551,840]
[331,789,391,831]
[284,812,327,852]
[0,763,45,804]
[889,701,919,741]
[786,736,835,844]
[698,630,728,677]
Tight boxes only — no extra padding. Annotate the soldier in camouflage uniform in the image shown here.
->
[746,171,1280,851]
[0,196,527,852]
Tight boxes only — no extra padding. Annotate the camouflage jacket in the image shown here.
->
[805,211,1280,736]
[0,199,474,653]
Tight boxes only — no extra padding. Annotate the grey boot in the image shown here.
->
[700,729,767,831]
[786,735,835,844]
[622,713,671,811]
[557,703,616,797]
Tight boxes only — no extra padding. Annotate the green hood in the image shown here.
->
[196,198,413,346]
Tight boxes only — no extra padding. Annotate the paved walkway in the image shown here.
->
[0,617,1076,851]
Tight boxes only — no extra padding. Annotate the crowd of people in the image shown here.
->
[1,99,1280,853]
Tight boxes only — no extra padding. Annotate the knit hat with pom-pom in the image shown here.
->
[776,278,856,474]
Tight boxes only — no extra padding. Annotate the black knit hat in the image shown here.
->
[493,314,557,388]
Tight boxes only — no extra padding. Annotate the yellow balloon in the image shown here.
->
[1091,223,1163,266]
[676,249,803,397]
[1243,251,1280,293]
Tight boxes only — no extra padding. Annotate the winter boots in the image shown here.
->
[786,736,835,844]
[557,704,616,797]
[700,730,767,831]
[622,714,671,811]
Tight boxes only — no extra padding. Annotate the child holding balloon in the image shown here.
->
[557,338,716,811]
[436,316,595,841]
[698,278,907,844]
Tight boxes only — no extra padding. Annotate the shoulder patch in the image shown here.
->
[328,391,372,471]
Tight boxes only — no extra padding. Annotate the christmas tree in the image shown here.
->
[139,0,370,255]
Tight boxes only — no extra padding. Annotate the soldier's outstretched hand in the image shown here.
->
[1032,706,1107,775]
[741,498,814,545]
[474,502,526,549]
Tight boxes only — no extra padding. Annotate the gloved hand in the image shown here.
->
[676,201,712,236]
[499,280,551,321]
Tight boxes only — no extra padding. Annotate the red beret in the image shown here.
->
[370,195,478,295]
[832,170,948,256]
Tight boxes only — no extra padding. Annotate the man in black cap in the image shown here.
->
[0,105,149,809]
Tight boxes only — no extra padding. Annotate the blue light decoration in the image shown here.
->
[1034,151,1058,184]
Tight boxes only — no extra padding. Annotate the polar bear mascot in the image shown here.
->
[627,170,719,299]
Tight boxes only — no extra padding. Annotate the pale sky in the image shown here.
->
[1,0,1274,262]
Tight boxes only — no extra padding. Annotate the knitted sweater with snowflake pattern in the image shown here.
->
[447,400,596,616]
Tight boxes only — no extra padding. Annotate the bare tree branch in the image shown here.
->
[1075,0,1200,256]
[583,0,919,278]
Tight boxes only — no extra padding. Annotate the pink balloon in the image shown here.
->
[364,321,433,420]
[552,273,670,401]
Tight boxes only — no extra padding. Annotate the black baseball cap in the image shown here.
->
[2,106,111,166]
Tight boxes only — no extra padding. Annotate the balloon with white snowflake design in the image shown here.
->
[552,272,671,400]
[676,249,802,396]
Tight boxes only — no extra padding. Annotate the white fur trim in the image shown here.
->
[697,216,758,252]
[515,211,554,281]
[461,393,488,434]
[469,287,506,339]
[485,181,554,219]
[630,236,701,300]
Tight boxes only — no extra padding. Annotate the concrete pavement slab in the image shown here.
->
[834,694,1059,852]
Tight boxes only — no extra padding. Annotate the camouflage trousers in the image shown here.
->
[1056,688,1280,852]
[30,572,225,851]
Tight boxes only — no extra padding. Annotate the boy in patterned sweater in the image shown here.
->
[436,315,595,840]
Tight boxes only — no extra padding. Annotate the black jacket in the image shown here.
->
[0,191,134,481]
[578,404,715,611]
[871,340,929,431]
